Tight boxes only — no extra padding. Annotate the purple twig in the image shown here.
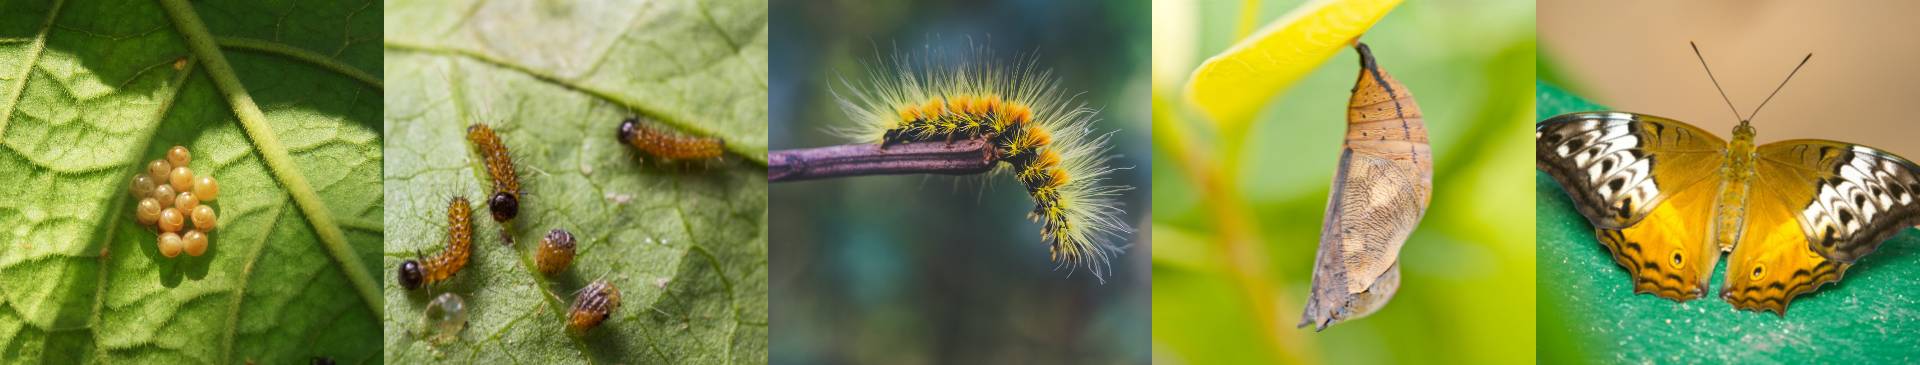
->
[768,139,997,182]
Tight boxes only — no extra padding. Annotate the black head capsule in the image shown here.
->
[617,117,639,144]
[398,260,424,290]
[489,191,518,222]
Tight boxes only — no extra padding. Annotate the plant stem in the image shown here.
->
[159,0,382,315]
[768,139,997,182]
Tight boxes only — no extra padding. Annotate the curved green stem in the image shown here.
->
[216,37,383,90]
[158,0,382,315]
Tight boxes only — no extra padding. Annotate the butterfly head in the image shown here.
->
[1729,122,1757,149]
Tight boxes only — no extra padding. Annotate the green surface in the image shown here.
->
[385,0,769,164]
[1536,81,1920,363]
[381,0,769,363]
[0,0,383,363]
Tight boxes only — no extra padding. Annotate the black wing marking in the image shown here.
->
[1761,141,1920,263]
[1536,112,1724,229]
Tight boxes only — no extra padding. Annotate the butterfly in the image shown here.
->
[1535,43,1920,315]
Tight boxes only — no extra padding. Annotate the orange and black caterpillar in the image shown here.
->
[535,228,576,276]
[567,279,621,334]
[878,94,1110,271]
[835,52,1130,279]
[398,197,474,290]
[617,117,726,160]
[883,94,1037,149]
[467,123,521,224]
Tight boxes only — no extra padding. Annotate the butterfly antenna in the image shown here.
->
[1690,42,1746,122]
[1747,53,1812,123]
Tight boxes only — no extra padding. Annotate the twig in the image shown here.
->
[768,139,997,182]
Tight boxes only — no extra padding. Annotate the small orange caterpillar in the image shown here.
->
[617,117,726,160]
[566,279,620,334]
[836,47,1130,279]
[466,123,521,224]
[535,228,576,276]
[398,197,474,290]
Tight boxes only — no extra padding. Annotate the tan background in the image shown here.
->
[1541,0,1920,158]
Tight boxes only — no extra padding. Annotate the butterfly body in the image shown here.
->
[1538,112,1920,314]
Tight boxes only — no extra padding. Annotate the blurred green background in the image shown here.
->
[1151,0,1536,364]
[767,0,1150,363]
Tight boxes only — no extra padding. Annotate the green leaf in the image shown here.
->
[1537,81,1920,363]
[1183,0,1400,129]
[379,0,769,363]
[384,0,769,165]
[0,0,384,363]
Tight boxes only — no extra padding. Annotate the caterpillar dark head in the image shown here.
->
[489,191,518,222]
[398,259,424,290]
[617,117,639,144]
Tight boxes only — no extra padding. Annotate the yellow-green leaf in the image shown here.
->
[1183,0,1400,127]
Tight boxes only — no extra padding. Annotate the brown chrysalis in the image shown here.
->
[1297,42,1432,331]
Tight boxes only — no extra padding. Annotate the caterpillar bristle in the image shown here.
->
[398,196,475,290]
[834,45,1132,280]
[617,117,727,161]
[466,123,521,224]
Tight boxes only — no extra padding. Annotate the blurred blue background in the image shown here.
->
[767,0,1151,363]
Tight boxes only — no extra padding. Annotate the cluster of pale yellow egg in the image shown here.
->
[128,146,219,258]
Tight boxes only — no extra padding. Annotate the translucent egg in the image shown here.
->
[194,176,218,201]
[147,159,171,182]
[424,292,468,345]
[182,230,207,257]
[135,198,162,226]
[152,184,176,208]
[158,208,184,233]
[192,205,216,231]
[169,166,193,192]
[129,175,156,199]
[157,232,183,258]
[167,146,190,167]
[175,191,198,212]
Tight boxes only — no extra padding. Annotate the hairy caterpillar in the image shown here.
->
[398,197,475,290]
[833,46,1131,279]
[618,117,726,160]
[466,123,522,225]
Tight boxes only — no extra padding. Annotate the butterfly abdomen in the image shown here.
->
[1710,124,1761,251]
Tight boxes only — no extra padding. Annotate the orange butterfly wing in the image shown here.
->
[1537,112,1728,301]
[1722,140,1920,315]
